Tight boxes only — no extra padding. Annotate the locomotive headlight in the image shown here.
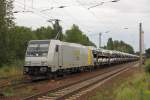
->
[41,61,47,66]
[40,67,47,72]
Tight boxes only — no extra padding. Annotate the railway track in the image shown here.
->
[0,73,50,91]
[0,76,51,99]
[0,76,26,89]
[0,75,49,91]
[0,74,42,97]
[23,62,137,100]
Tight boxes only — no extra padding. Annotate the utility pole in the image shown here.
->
[139,23,144,67]
[99,33,102,48]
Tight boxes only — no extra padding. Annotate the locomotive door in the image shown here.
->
[54,45,59,68]
[58,45,63,68]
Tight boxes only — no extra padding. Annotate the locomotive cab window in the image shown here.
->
[26,40,50,57]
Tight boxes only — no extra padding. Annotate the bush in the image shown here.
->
[146,64,150,73]
[0,60,23,78]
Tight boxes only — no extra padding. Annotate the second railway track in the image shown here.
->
[23,62,137,100]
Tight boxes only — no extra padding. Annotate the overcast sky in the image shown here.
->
[13,0,150,51]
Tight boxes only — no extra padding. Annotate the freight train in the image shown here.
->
[23,39,139,79]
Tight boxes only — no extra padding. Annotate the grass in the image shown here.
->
[2,87,14,96]
[115,73,150,100]
[145,59,150,66]
[0,60,39,97]
[89,59,150,100]
[18,86,36,96]
[2,85,37,97]
[89,92,108,100]
[145,59,150,73]
[48,93,55,97]
[0,60,23,78]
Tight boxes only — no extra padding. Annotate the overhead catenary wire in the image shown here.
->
[15,0,79,28]
[14,0,106,31]
[51,0,103,44]
[88,2,104,9]
[14,0,59,26]
[14,1,50,17]
[14,0,118,28]
[15,0,74,40]
[52,2,92,38]
[14,0,108,37]
[14,3,69,41]
[14,0,111,46]
[15,3,63,40]
[15,5,54,26]
[50,0,109,31]
[49,0,94,32]
[50,0,100,43]
[73,0,110,29]
[73,0,110,46]
[74,0,121,30]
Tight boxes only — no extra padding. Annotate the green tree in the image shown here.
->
[8,26,37,61]
[65,24,83,43]
[105,38,134,54]
[107,38,114,50]
[113,40,119,50]
[146,48,150,58]
[0,0,14,65]
[65,24,95,47]
[34,26,53,39]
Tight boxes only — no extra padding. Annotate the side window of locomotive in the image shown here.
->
[55,45,59,52]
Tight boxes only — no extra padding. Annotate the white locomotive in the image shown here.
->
[24,39,139,79]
